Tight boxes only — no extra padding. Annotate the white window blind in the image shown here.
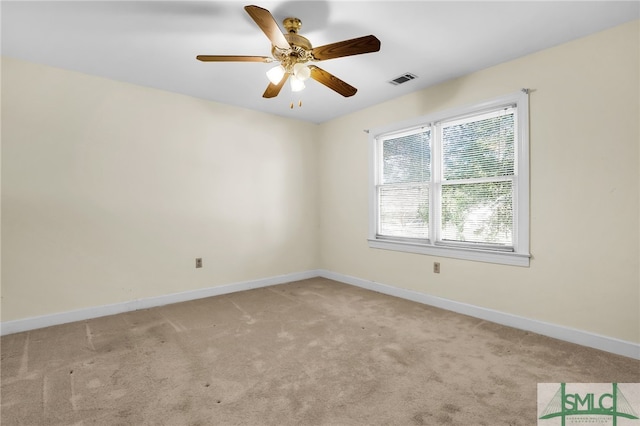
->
[379,129,431,239]
[440,108,515,248]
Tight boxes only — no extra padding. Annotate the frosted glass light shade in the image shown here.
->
[290,76,305,92]
[293,63,311,81]
[266,65,285,84]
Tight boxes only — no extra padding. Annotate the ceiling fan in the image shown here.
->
[196,5,381,99]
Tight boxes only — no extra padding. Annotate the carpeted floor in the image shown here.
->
[1,277,638,425]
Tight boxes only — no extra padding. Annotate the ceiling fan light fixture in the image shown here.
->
[290,76,305,92]
[266,65,285,84]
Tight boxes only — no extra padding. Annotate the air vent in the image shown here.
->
[389,73,418,86]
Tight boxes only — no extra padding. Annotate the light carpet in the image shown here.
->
[1,278,638,425]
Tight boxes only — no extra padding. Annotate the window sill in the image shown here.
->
[367,238,530,267]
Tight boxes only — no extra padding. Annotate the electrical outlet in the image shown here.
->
[433,262,440,274]
[195,258,203,268]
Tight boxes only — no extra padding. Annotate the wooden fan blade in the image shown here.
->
[244,5,290,50]
[311,35,380,61]
[309,65,357,97]
[263,73,290,98]
[196,55,273,63]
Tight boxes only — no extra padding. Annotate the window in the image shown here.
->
[368,90,530,266]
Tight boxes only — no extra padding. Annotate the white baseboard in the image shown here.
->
[2,268,638,360]
[317,269,640,360]
[0,269,321,336]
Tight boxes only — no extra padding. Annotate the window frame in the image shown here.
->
[368,90,530,267]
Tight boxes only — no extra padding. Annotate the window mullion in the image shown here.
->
[430,122,442,245]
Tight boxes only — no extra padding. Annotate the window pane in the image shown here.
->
[382,130,431,184]
[379,184,429,239]
[442,110,514,181]
[441,181,512,245]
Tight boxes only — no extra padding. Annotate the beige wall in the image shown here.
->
[1,57,319,321]
[2,20,638,345]
[318,20,640,344]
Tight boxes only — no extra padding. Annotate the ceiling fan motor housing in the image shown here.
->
[284,33,312,51]
[273,18,313,68]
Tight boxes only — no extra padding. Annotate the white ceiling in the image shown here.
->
[2,1,638,123]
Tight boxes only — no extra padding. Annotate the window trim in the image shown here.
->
[368,90,530,267]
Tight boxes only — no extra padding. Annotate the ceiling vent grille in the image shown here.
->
[389,73,418,86]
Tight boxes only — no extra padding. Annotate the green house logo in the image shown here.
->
[539,383,639,426]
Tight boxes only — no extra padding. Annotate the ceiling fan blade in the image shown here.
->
[263,72,290,98]
[244,5,290,50]
[311,35,380,61]
[196,55,273,63]
[309,65,357,97]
